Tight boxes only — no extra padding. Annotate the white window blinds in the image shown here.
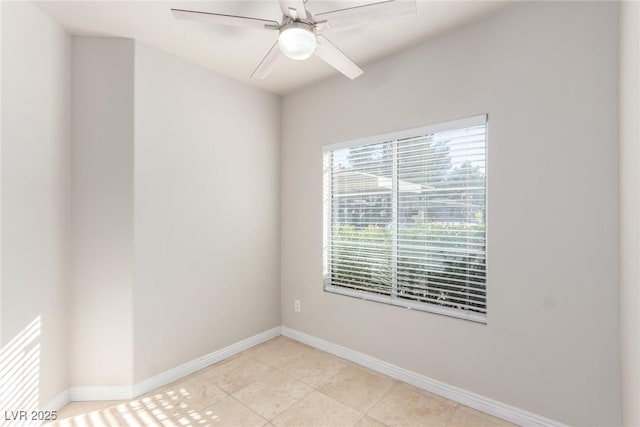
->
[323,116,487,323]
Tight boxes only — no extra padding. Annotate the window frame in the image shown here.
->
[322,114,488,323]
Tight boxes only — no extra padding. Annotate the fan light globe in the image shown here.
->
[278,26,317,60]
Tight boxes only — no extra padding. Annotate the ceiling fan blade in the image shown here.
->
[171,9,279,30]
[251,41,284,79]
[314,35,363,80]
[315,0,416,33]
[279,0,308,20]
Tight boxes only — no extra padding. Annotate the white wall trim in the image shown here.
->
[281,326,567,427]
[54,325,565,427]
[132,326,281,397]
[67,326,281,402]
[42,389,70,412]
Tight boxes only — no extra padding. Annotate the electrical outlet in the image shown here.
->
[294,300,301,312]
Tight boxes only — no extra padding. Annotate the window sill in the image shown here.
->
[323,284,487,324]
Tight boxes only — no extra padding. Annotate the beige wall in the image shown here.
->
[619,2,640,425]
[133,43,281,381]
[68,38,281,385]
[0,2,629,422]
[1,1,70,405]
[281,2,620,425]
[70,37,134,387]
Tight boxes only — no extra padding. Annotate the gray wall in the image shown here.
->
[46,35,282,390]
[0,2,627,422]
[1,1,70,406]
[133,43,281,381]
[68,37,281,386]
[619,2,640,425]
[281,2,620,425]
[70,37,135,387]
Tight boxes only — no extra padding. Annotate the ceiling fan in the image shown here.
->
[171,0,416,80]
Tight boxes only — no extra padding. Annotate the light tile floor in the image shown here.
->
[50,337,518,427]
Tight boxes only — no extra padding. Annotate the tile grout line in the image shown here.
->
[353,412,368,427]
[274,353,351,389]
[229,349,317,425]
[443,400,461,426]
[307,361,397,422]
[270,348,371,426]
[265,383,316,426]
[227,394,271,426]
[360,378,397,423]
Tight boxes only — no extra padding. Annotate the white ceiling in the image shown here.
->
[36,0,512,95]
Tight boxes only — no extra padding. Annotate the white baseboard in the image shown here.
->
[281,326,566,427]
[49,325,565,427]
[42,389,70,412]
[132,326,281,397]
[67,326,281,402]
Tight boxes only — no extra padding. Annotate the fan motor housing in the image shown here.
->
[279,20,316,35]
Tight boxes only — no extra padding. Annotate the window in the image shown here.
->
[323,115,487,323]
